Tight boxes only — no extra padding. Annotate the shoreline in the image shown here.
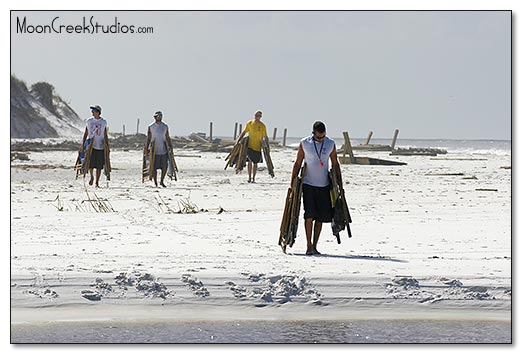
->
[12,300,511,325]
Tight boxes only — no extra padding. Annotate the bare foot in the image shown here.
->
[313,247,321,255]
[160,182,166,188]
[89,178,94,186]
[306,248,314,255]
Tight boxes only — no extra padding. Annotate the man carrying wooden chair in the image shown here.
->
[80,105,109,188]
[291,121,342,255]
[236,110,268,183]
[144,111,173,188]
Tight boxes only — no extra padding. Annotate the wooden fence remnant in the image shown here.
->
[339,131,406,166]
[233,122,238,140]
[364,131,373,145]
[391,129,399,150]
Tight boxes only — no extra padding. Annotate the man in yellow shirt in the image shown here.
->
[236,110,268,183]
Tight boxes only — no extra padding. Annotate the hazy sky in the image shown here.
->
[11,10,511,139]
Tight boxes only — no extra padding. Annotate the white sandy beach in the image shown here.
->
[10,141,511,342]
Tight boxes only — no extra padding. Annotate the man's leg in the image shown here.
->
[305,218,314,255]
[247,161,252,182]
[160,168,167,187]
[312,221,323,254]
[95,168,102,187]
[252,163,258,182]
[88,168,94,185]
[152,169,158,187]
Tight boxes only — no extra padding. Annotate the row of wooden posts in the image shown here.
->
[121,119,141,136]
[123,120,289,146]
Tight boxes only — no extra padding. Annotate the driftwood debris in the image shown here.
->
[188,132,210,144]
[346,129,399,152]
[425,173,465,176]
[391,147,447,156]
[339,156,407,166]
[338,132,407,166]
[10,133,234,153]
[11,152,30,161]
[431,158,487,161]
[338,129,447,156]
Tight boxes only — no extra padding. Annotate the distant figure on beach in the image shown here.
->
[291,121,341,255]
[80,105,109,188]
[144,111,173,187]
[236,110,268,183]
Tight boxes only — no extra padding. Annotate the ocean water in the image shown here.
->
[11,319,511,344]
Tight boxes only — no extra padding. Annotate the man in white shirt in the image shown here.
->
[80,105,109,187]
[290,121,342,255]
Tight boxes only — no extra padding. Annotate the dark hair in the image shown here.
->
[312,121,326,134]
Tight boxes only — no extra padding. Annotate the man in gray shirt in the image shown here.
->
[145,111,172,187]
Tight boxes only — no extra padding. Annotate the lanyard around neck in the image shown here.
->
[313,138,325,162]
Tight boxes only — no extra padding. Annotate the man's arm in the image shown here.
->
[330,144,343,185]
[236,121,249,144]
[290,143,305,186]
[165,127,173,149]
[144,127,151,153]
[80,127,88,151]
[262,125,269,145]
[104,127,109,149]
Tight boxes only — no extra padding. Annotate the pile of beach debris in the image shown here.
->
[342,129,447,156]
[10,139,82,152]
[10,133,242,153]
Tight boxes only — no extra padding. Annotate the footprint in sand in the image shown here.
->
[181,274,210,297]
[225,281,247,298]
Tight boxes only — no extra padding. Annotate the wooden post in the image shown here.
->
[136,119,140,135]
[365,131,373,145]
[209,122,213,142]
[123,125,125,136]
[283,128,287,147]
[343,131,355,163]
[239,124,243,134]
[391,129,399,150]
[272,127,277,141]
[233,122,238,140]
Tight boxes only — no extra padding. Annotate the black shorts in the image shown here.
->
[302,184,334,222]
[89,148,105,169]
[154,154,168,170]
[247,148,262,164]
